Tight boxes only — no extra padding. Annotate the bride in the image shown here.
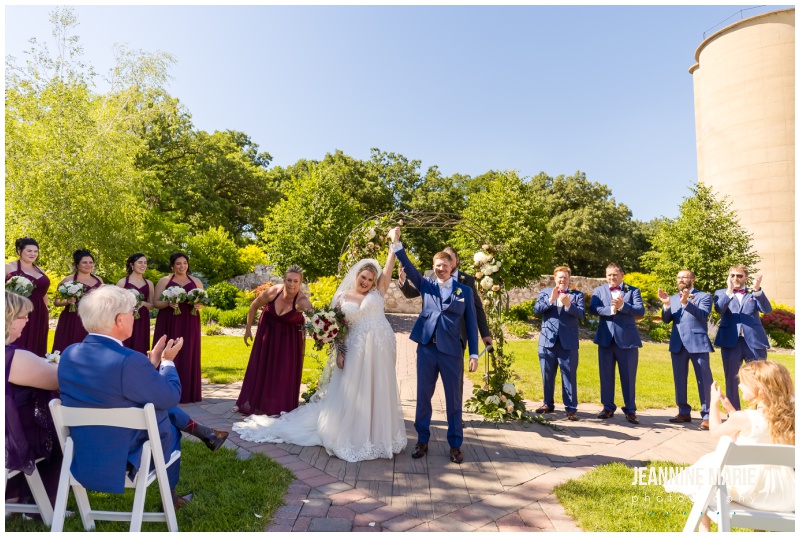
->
[232,251,407,462]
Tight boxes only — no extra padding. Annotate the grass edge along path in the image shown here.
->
[5,440,294,532]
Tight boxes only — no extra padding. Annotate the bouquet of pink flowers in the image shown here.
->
[305,305,348,351]
[126,288,145,319]
[6,275,34,297]
[160,286,187,315]
[57,281,87,312]
[185,288,210,315]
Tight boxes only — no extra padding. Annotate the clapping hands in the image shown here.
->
[657,288,670,306]
[147,335,184,368]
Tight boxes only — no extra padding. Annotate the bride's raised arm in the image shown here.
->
[377,249,396,296]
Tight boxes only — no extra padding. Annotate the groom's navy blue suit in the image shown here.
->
[396,247,479,448]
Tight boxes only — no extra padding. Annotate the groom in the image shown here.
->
[388,227,479,464]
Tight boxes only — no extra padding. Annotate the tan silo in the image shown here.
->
[689,8,794,306]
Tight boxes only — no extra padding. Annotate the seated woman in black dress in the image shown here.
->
[5,291,61,507]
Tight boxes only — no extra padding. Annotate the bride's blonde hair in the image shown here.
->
[356,264,379,289]
[738,361,794,445]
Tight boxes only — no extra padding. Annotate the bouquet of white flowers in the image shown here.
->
[57,281,87,312]
[305,305,348,351]
[6,275,34,297]
[127,288,145,319]
[160,286,187,315]
[46,350,61,364]
[185,288,210,315]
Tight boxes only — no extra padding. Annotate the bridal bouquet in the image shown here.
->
[126,288,145,319]
[305,305,348,351]
[6,275,34,297]
[185,288,210,315]
[57,281,87,312]
[160,286,187,315]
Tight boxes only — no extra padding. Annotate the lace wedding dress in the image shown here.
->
[232,289,407,462]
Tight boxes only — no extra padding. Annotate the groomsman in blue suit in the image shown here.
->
[658,270,714,430]
[713,265,772,410]
[388,227,479,464]
[589,263,645,424]
[533,266,585,421]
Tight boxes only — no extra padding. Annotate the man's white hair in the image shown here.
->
[78,285,136,334]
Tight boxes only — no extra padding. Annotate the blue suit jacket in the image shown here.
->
[713,289,772,349]
[396,248,479,358]
[533,288,585,351]
[589,283,644,349]
[661,289,714,354]
[58,334,182,493]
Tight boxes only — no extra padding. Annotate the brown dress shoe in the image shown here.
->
[625,413,639,425]
[669,414,692,423]
[566,412,579,421]
[699,420,709,430]
[535,405,555,414]
[449,447,464,464]
[596,409,615,419]
[411,442,428,459]
[172,492,193,511]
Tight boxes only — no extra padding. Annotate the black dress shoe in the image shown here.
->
[449,447,464,464]
[203,429,229,452]
[596,409,615,419]
[566,412,579,421]
[625,413,639,425]
[535,405,555,414]
[668,414,692,423]
[411,442,428,459]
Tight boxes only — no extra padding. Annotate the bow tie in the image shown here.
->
[438,279,452,289]
[733,288,746,295]
[609,286,621,292]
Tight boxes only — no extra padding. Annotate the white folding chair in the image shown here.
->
[683,436,795,532]
[48,399,181,532]
[5,459,54,526]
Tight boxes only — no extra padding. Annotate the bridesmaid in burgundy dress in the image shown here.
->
[235,265,313,416]
[153,252,205,404]
[52,249,103,353]
[116,253,155,354]
[4,238,50,357]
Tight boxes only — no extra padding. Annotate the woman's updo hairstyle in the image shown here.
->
[15,237,39,255]
[72,249,94,274]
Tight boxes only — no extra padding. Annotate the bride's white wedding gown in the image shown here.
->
[232,289,407,462]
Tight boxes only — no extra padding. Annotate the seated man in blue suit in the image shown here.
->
[658,269,714,431]
[58,285,224,510]
[388,226,479,464]
[589,263,645,424]
[713,265,772,410]
[533,265,585,421]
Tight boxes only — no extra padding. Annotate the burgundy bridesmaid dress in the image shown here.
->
[235,294,306,416]
[5,262,50,357]
[153,276,202,404]
[122,276,151,354]
[52,275,102,353]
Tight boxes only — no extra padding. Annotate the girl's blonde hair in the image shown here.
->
[738,361,795,445]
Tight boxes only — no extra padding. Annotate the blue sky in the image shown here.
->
[4,4,788,221]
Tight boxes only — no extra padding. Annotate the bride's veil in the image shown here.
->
[311,258,382,403]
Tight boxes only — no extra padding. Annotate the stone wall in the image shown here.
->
[226,264,311,294]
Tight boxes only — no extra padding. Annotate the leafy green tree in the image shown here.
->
[368,148,423,210]
[453,171,553,289]
[640,184,760,293]
[530,171,646,277]
[5,7,175,275]
[237,244,269,273]
[185,226,244,284]
[260,167,361,280]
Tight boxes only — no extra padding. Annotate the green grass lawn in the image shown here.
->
[5,440,294,532]
[464,340,795,410]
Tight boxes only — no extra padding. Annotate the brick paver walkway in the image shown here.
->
[179,314,717,532]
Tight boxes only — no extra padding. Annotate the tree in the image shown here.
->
[185,226,245,284]
[452,171,553,289]
[259,166,361,280]
[530,171,646,276]
[640,184,760,293]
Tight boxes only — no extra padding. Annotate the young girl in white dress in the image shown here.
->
[665,360,795,531]
[232,252,407,462]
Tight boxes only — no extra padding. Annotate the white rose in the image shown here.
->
[502,382,517,397]
[473,252,489,265]
[366,228,376,240]
[495,261,501,268]
[485,395,501,406]
[480,277,494,290]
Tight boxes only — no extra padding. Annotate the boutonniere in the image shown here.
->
[46,350,61,364]
[455,288,463,297]
[621,284,629,293]
[459,273,465,281]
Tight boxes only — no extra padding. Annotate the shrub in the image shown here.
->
[648,323,671,343]
[308,276,340,309]
[218,307,249,327]
[506,300,535,322]
[235,290,256,309]
[503,320,533,338]
[761,309,795,337]
[770,301,794,314]
[768,330,794,349]
[200,306,222,324]
[202,323,224,336]
[206,282,241,310]
[185,226,244,284]
[237,244,269,273]
[624,272,660,309]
